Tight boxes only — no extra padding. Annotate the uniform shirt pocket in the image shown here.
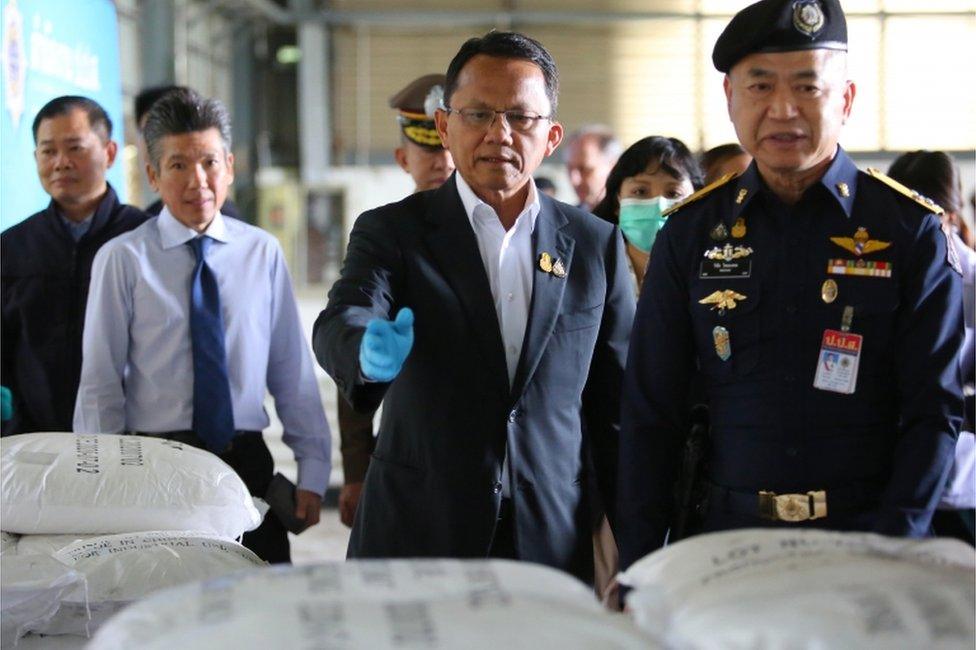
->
[691,284,762,379]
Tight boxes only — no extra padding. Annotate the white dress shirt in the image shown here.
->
[456,172,539,386]
[456,173,539,498]
[73,208,332,494]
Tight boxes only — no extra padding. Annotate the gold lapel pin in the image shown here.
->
[735,189,748,205]
[552,259,567,278]
[538,252,553,273]
[836,182,850,198]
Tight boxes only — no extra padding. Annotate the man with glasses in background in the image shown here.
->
[314,31,635,583]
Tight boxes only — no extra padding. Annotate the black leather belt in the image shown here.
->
[707,481,881,522]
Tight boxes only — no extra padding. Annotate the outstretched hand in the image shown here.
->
[359,307,414,382]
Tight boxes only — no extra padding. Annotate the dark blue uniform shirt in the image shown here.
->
[1,185,147,435]
[617,148,964,569]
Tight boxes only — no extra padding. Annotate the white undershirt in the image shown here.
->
[455,172,539,387]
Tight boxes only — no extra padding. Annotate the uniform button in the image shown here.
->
[785,305,797,314]
[786,447,798,457]
[507,292,514,301]
[789,237,800,246]
[785,374,796,382]
[508,409,519,423]
[508,345,517,356]
[492,482,502,494]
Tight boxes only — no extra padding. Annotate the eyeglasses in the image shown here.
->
[445,107,551,133]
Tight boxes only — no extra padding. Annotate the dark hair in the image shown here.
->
[700,143,747,179]
[143,88,232,170]
[887,150,963,215]
[134,85,187,128]
[592,136,704,225]
[444,31,559,116]
[32,96,112,144]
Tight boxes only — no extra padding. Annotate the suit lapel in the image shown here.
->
[424,177,510,399]
[510,197,574,401]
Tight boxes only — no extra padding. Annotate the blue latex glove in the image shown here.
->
[359,307,414,382]
[1,386,12,421]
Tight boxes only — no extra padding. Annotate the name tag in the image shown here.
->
[699,259,752,280]
[813,329,862,394]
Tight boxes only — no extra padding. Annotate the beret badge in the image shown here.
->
[793,1,825,37]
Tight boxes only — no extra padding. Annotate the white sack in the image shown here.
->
[89,559,658,650]
[1,555,85,646]
[1,433,261,538]
[38,531,264,637]
[15,535,96,558]
[619,528,976,650]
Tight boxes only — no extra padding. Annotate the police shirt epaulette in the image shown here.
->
[663,172,740,217]
[866,168,944,215]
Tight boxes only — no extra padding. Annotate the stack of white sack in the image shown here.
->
[618,528,975,649]
[90,558,661,649]
[1,432,265,644]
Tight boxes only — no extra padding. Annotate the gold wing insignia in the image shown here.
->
[698,290,747,311]
[829,236,858,255]
[859,240,892,255]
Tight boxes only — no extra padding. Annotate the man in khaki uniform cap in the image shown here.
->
[337,74,455,526]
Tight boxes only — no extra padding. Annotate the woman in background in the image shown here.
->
[889,150,975,545]
[587,137,701,601]
[592,136,703,292]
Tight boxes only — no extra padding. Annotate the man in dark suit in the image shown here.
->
[313,31,635,581]
[336,73,456,529]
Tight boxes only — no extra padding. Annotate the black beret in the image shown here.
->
[712,0,847,73]
[388,74,446,149]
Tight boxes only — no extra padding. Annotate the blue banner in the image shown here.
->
[1,0,125,231]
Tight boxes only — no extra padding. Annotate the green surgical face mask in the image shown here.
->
[618,196,677,253]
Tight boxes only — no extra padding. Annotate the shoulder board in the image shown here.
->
[663,172,739,217]
[866,168,944,215]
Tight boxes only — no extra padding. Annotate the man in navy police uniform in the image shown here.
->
[616,0,964,570]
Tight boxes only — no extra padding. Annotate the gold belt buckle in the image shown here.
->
[758,490,827,522]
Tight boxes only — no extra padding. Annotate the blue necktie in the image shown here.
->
[188,236,235,452]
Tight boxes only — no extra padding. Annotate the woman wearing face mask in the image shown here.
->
[592,136,704,292]
[586,136,702,604]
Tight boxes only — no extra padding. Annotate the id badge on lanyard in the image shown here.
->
[813,306,862,395]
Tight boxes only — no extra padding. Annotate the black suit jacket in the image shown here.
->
[313,175,635,580]
[1,186,147,434]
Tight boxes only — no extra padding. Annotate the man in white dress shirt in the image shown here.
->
[74,89,331,562]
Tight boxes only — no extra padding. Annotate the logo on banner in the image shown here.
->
[2,0,26,129]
